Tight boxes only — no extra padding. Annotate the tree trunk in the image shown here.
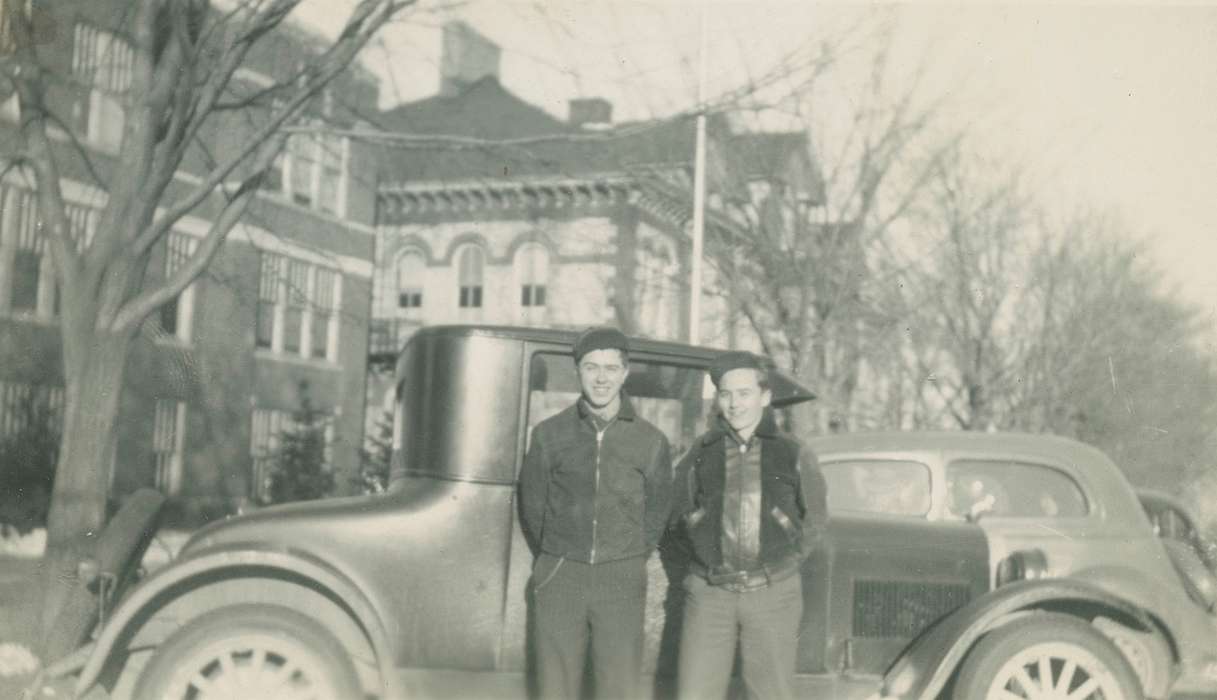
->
[38,330,130,659]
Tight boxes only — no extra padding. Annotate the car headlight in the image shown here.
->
[996,549,1049,587]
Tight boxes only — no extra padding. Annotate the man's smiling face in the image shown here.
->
[578,348,628,409]
[716,367,771,434]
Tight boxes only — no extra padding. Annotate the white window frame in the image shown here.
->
[160,232,197,344]
[637,237,679,339]
[456,244,485,313]
[1,186,57,319]
[279,126,349,218]
[73,23,133,152]
[256,250,342,363]
[395,248,425,314]
[514,243,549,325]
[250,408,291,502]
[153,400,186,495]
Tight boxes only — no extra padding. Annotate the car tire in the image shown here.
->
[132,603,361,700]
[953,611,1144,700]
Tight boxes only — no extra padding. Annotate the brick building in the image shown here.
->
[366,22,821,422]
[0,2,381,519]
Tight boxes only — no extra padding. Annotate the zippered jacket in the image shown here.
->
[674,408,829,574]
[519,394,673,564]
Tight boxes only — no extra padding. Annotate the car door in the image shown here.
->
[814,458,990,677]
[944,456,1144,584]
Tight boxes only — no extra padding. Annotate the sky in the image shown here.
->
[300,1,1217,349]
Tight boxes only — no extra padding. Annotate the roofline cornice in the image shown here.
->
[375,173,697,232]
[378,172,637,195]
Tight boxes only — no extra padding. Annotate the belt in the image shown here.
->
[692,558,800,592]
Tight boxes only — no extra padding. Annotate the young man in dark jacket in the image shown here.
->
[519,326,673,699]
[674,351,828,700]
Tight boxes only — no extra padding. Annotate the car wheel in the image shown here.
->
[953,612,1144,700]
[133,604,361,700]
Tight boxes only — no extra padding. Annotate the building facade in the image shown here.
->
[0,1,380,521]
[363,23,822,434]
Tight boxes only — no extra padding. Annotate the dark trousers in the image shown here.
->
[532,552,648,699]
[676,572,803,700]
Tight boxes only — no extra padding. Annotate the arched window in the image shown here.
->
[457,245,484,308]
[637,237,679,338]
[515,244,549,307]
[396,249,425,310]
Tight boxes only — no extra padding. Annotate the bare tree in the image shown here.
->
[895,150,1038,430]
[1,0,412,654]
[699,20,960,433]
[896,175,1217,489]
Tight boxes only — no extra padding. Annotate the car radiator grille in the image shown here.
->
[852,580,971,638]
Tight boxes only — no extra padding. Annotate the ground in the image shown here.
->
[0,555,51,699]
[0,530,186,700]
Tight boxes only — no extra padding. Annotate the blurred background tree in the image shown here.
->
[265,382,335,505]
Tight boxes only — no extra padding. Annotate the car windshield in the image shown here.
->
[946,459,1088,519]
[821,460,931,517]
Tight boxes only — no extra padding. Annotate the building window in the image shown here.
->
[250,408,291,502]
[153,400,185,495]
[72,23,133,151]
[283,259,308,355]
[316,134,343,215]
[457,245,483,309]
[11,250,40,311]
[515,244,548,308]
[5,187,47,315]
[396,249,424,310]
[275,127,348,217]
[255,251,341,362]
[311,267,338,360]
[158,232,196,343]
[0,381,64,439]
[65,202,97,252]
[1,186,96,317]
[636,237,679,339]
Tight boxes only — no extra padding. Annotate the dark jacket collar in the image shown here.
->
[577,392,637,422]
[701,407,779,446]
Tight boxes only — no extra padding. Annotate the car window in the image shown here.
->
[526,352,713,459]
[946,460,1088,519]
[820,460,931,517]
[1144,500,1198,542]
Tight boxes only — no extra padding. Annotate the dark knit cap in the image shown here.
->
[708,350,770,387]
[572,326,630,362]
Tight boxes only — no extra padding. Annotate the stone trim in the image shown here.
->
[377,175,693,231]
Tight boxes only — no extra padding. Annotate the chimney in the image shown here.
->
[568,98,612,128]
[440,22,501,96]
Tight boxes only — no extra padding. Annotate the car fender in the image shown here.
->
[880,578,1165,700]
[75,543,399,699]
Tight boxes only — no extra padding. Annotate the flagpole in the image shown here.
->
[689,0,708,345]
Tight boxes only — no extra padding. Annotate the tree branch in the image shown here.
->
[2,5,82,288]
[113,172,260,331]
[138,0,408,257]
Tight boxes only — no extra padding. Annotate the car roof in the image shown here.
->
[809,430,1108,462]
[414,324,725,359]
[409,324,816,406]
